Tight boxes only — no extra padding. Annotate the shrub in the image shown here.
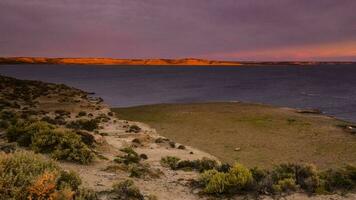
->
[56,170,82,191]
[27,171,58,200]
[109,180,144,200]
[272,178,297,194]
[160,156,181,169]
[114,147,140,165]
[6,121,53,147]
[127,125,141,133]
[202,171,229,194]
[161,157,218,172]
[66,119,99,131]
[200,163,252,194]
[49,130,94,164]
[30,128,94,164]
[0,119,9,129]
[129,164,150,178]
[0,151,82,200]
[76,188,98,200]
[77,111,87,117]
[6,120,94,164]
[322,166,356,192]
[226,164,253,190]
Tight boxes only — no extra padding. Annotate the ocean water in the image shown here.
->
[1,64,356,122]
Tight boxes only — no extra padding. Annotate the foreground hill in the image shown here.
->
[1,75,355,199]
[0,57,354,66]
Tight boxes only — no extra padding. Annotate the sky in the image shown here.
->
[0,0,356,61]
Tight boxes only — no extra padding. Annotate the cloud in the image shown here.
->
[0,0,355,60]
[204,41,356,61]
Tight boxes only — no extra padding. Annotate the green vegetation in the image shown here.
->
[6,121,94,164]
[161,156,218,172]
[113,103,356,168]
[0,151,86,200]
[200,164,252,194]
[160,156,181,169]
[108,180,144,200]
[197,162,356,196]
[66,119,99,131]
[114,147,141,165]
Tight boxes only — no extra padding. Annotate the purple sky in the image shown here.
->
[1,0,356,61]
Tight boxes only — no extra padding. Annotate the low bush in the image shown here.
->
[161,157,218,172]
[272,178,297,194]
[114,147,140,165]
[76,188,98,200]
[128,163,162,179]
[160,156,181,169]
[66,119,99,131]
[6,121,94,164]
[77,111,87,117]
[198,162,356,196]
[0,151,82,200]
[6,121,53,147]
[127,125,141,133]
[108,180,144,200]
[200,163,253,194]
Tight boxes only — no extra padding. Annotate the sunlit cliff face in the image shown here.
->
[206,41,356,61]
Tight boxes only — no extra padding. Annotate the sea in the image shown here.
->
[1,64,355,122]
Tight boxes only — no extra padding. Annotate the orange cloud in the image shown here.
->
[208,41,356,61]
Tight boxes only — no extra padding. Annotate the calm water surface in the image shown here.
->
[1,64,356,122]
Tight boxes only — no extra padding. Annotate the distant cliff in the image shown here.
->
[0,57,242,65]
[0,57,353,66]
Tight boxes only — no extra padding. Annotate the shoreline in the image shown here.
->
[1,57,355,66]
[113,101,356,124]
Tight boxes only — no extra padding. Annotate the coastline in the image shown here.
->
[1,57,355,66]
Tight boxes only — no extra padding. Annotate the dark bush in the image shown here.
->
[140,154,148,160]
[114,147,140,165]
[66,119,99,131]
[77,111,87,117]
[127,125,141,133]
[161,157,218,172]
[109,180,144,200]
[169,141,176,148]
[6,121,53,147]
[6,120,94,164]
[160,156,181,169]
[56,170,82,190]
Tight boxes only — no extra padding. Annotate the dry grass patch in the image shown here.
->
[113,102,356,169]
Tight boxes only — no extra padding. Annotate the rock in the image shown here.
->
[169,141,176,148]
[234,147,241,151]
[297,109,322,114]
